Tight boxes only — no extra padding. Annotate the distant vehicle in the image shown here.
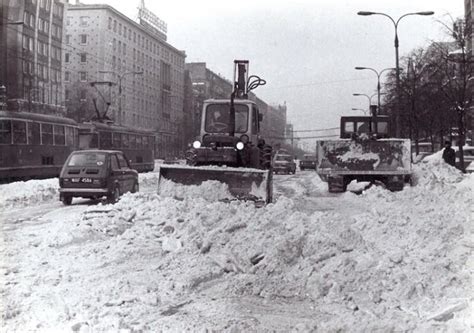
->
[59,150,138,205]
[273,153,296,174]
[316,115,412,192]
[299,154,316,170]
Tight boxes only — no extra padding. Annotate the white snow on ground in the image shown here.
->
[0,178,59,209]
[0,157,472,331]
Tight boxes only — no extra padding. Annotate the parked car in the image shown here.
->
[299,154,317,170]
[273,154,296,174]
[59,150,139,205]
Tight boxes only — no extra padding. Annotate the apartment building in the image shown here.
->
[0,0,66,115]
[64,3,186,158]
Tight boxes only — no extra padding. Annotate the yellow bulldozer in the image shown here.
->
[158,60,273,204]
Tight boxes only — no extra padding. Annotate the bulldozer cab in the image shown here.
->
[200,99,261,143]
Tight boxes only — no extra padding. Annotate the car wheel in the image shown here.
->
[61,195,72,205]
[107,185,120,204]
[131,181,139,193]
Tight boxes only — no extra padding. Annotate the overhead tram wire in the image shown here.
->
[264,77,373,90]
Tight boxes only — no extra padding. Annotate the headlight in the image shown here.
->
[240,135,249,144]
[236,142,245,150]
[192,140,201,149]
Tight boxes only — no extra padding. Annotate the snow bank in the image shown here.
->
[1,164,472,331]
[0,178,59,208]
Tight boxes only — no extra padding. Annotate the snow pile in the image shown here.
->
[0,178,59,208]
[158,179,234,201]
[1,167,472,331]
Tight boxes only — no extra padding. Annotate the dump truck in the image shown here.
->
[158,60,273,204]
[316,115,412,192]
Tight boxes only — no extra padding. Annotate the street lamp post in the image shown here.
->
[355,66,396,114]
[353,92,378,111]
[357,10,434,137]
[351,107,367,115]
[99,70,143,122]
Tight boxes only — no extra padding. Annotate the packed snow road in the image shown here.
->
[0,160,472,332]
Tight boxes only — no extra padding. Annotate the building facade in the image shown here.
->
[64,3,186,158]
[185,62,287,147]
[1,0,66,115]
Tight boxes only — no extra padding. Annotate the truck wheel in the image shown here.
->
[107,185,120,204]
[259,144,273,169]
[386,176,404,191]
[61,195,72,205]
[328,176,345,193]
[131,181,139,193]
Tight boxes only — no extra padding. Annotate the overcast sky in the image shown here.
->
[79,0,464,144]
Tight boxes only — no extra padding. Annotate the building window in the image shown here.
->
[108,17,112,29]
[65,89,70,101]
[80,34,87,44]
[66,16,72,26]
[113,20,117,32]
[79,16,89,27]
[80,72,87,81]
[22,35,28,50]
[30,14,35,28]
[80,90,87,101]
[65,53,69,62]
[80,53,87,63]
[65,71,70,82]
[65,34,71,44]
[119,23,122,35]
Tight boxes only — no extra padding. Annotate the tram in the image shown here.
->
[0,111,79,181]
[78,121,155,172]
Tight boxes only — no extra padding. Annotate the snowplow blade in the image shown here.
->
[158,165,273,204]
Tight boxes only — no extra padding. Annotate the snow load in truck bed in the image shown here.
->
[316,139,411,173]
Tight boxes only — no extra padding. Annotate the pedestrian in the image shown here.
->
[442,141,456,167]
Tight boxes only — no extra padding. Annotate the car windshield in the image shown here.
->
[276,155,292,162]
[304,155,314,160]
[204,103,249,133]
[68,152,107,167]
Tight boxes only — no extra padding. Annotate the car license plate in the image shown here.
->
[81,178,92,183]
[71,178,80,183]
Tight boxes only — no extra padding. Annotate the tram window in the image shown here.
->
[122,133,129,148]
[65,126,75,146]
[129,134,136,148]
[90,133,98,148]
[136,136,142,148]
[0,120,12,144]
[12,121,27,144]
[41,123,53,145]
[112,132,121,148]
[28,122,41,144]
[101,131,112,149]
[54,125,65,145]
